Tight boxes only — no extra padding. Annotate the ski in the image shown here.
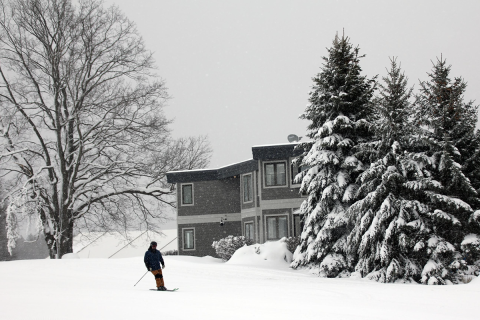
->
[150,288,179,292]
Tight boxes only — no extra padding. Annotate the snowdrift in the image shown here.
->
[227,239,293,268]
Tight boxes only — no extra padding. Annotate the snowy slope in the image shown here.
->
[1,254,479,320]
[73,229,177,259]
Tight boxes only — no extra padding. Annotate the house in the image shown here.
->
[166,142,305,257]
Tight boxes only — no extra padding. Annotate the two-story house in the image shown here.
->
[166,142,305,257]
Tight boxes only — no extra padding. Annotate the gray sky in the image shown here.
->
[107,0,480,169]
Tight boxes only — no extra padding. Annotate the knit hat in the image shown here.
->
[150,241,157,246]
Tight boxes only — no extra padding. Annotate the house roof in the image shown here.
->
[166,142,303,183]
[252,143,302,160]
[166,159,257,183]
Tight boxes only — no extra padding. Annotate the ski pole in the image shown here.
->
[134,270,149,286]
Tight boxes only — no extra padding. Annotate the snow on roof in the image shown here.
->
[252,142,299,148]
[217,158,254,169]
[167,158,254,174]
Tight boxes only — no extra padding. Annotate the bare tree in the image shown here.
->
[0,0,211,258]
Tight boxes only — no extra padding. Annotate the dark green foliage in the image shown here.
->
[347,57,480,284]
[410,58,480,284]
[291,34,376,275]
[161,249,178,256]
[345,58,425,282]
[284,236,301,254]
[211,235,253,261]
[296,52,480,285]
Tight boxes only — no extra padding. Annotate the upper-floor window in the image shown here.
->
[264,162,286,187]
[181,184,194,205]
[243,174,253,203]
[291,161,307,186]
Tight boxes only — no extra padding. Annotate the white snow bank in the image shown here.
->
[1,255,480,320]
[62,253,80,259]
[227,239,293,268]
[468,276,480,286]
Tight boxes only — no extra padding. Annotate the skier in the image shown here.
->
[144,241,167,291]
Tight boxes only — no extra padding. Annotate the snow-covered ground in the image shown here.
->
[73,229,178,259]
[1,241,479,320]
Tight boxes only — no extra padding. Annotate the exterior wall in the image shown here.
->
[176,177,241,256]
[177,177,240,216]
[178,221,241,257]
[262,208,294,239]
[241,171,257,210]
[241,216,256,242]
[171,144,307,257]
[259,159,303,201]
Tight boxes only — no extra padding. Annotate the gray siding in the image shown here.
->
[260,159,302,201]
[241,217,256,241]
[177,177,241,216]
[178,221,241,257]
[262,208,295,238]
[241,171,256,210]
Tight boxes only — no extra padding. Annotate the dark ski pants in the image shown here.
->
[151,269,165,287]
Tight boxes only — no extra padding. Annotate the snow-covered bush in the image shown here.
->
[228,240,293,266]
[461,234,480,263]
[319,253,347,278]
[162,249,178,256]
[212,235,253,261]
[284,236,301,254]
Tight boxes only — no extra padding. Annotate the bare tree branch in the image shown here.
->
[0,0,211,258]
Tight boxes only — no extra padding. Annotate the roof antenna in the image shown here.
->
[287,134,301,143]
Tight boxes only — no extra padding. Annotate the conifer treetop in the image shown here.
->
[301,33,376,140]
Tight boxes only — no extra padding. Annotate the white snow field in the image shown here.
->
[1,241,479,320]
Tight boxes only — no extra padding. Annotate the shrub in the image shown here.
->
[283,236,301,254]
[212,235,253,261]
[162,249,178,256]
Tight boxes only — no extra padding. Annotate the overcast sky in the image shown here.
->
[107,0,480,169]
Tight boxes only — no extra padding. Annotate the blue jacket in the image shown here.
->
[144,246,165,271]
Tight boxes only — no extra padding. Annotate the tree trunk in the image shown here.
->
[43,214,74,259]
[45,231,57,259]
[59,220,74,258]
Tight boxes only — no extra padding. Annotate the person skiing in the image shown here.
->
[144,241,167,291]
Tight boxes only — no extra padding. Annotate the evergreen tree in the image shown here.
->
[345,58,425,283]
[412,57,480,284]
[291,34,376,276]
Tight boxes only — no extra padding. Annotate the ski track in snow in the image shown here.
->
[0,256,479,320]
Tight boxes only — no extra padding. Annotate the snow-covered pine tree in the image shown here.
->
[345,58,426,283]
[413,57,480,284]
[462,131,480,199]
[291,34,376,277]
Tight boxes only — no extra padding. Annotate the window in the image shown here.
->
[266,216,288,240]
[291,162,304,186]
[183,228,195,250]
[243,174,253,203]
[245,222,254,242]
[291,161,311,186]
[293,215,302,237]
[181,184,193,205]
[264,162,286,187]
